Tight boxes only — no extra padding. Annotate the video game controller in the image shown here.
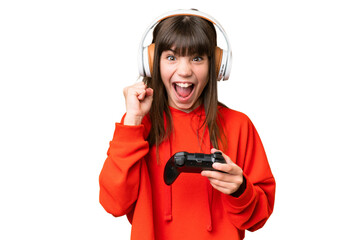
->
[163,151,226,185]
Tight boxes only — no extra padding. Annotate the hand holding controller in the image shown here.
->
[163,151,226,185]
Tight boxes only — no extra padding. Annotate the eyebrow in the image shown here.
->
[164,48,176,53]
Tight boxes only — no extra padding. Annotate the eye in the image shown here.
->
[193,56,203,62]
[167,55,176,61]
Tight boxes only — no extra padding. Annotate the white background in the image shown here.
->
[1,0,359,239]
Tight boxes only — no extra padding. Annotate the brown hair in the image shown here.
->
[143,15,227,153]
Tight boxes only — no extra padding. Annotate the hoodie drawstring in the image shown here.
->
[162,109,213,232]
[164,135,173,222]
[165,185,173,221]
[207,181,214,232]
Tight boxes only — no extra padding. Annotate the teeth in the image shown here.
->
[175,83,193,88]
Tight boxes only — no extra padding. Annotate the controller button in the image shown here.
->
[175,156,185,166]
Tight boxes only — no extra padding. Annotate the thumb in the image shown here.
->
[137,88,153,101]
[142,88,154,109]
[144,88,154,102]
[145,88,154,97]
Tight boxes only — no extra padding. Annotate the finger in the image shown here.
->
[137,90,147,100]
[127,84,146,96]
[201,170,234,183]
[207,178,238,195]
[208,176,238,189]
[212,159,231,172]
[212,162,242,176]
[211,148,233,165]
[210,148,242,177]
[127,82,147,93]
[143,88,154,104]
[123,86,145,99]
[133,84,147,92]
[210,147,219,154]
[145,87,154,96]
[138,87,154,101]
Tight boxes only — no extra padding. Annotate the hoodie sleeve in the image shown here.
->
[222,113,276,232]
[99,115,151,217]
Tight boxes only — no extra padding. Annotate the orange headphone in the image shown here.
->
[138,9,232,81]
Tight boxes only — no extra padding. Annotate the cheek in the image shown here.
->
[160,64,177,90]
[160,61,171,79]
[197,70,209,89]
[196,63,209,82]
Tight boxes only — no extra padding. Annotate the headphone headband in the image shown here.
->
[138,9,232,81]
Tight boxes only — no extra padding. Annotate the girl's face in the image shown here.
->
[160,48,209,112]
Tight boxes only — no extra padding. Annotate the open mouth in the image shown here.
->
[173,82,194,99]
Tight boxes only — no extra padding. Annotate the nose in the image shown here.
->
[177,58,192,77]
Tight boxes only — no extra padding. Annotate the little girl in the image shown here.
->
[99,9,275,240]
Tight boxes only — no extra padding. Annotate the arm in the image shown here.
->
[222,118,275,231]
[99,120,150,217]
[99,82,154,217]
[202,115,275,231]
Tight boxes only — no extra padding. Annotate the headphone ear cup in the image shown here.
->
[215,46,230,80]
[139,43,155,77]
[147,43,155,77]
[223,50,231,80]
[215,47,224,80]
[214,47,222,80]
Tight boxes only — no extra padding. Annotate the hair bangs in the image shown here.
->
[156,15,216,57]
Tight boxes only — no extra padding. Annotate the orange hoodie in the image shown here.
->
[99,105,275,240]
